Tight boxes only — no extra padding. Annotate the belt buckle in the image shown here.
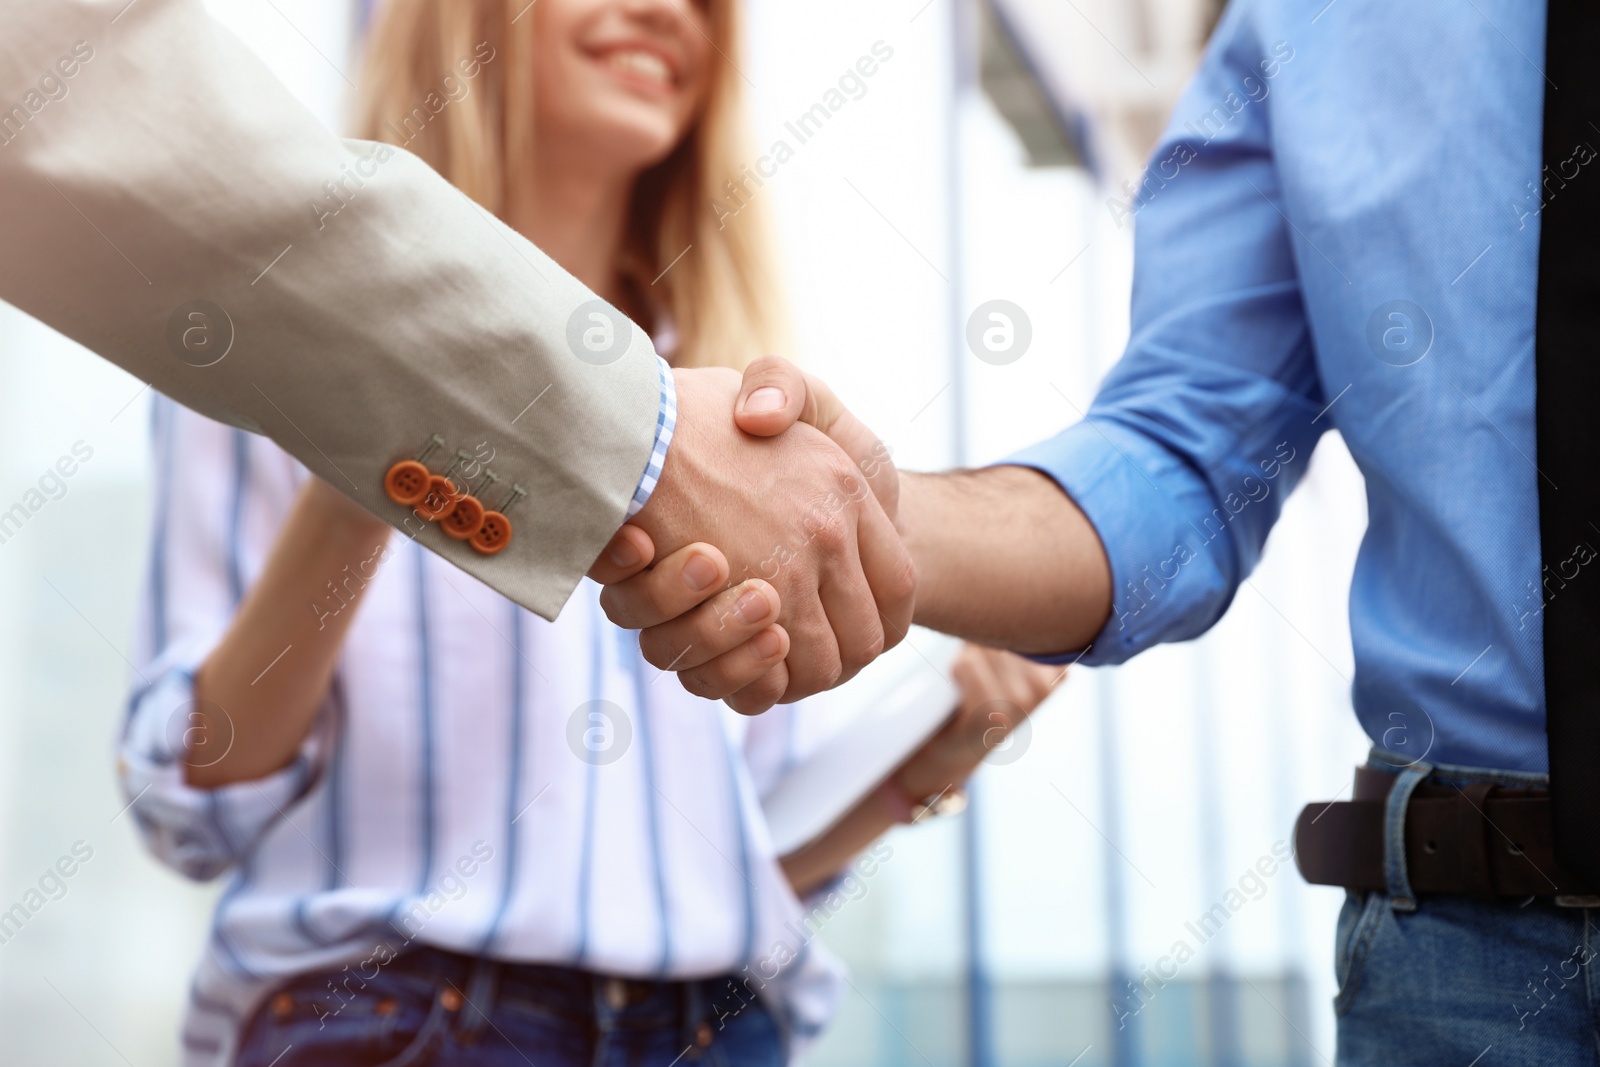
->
[1555,894,1600,908]
[603,977,630,1011]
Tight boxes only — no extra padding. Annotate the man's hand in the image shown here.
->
[593,356,1114,709]
[733,356,900,520]
[588,365,914,712]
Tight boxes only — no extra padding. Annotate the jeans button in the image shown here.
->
[603,977,629,1011]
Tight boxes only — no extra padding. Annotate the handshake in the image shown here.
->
[588,357,1114,713]
[588,357,911,713]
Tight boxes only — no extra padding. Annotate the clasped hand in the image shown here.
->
[588,359,904,713]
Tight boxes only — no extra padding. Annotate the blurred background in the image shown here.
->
[0,0,1372,1064]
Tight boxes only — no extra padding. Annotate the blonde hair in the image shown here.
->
[351,0,785,370]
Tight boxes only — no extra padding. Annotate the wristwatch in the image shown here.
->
[879,779,968,824]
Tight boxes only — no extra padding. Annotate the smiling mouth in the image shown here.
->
[602,48,677,90]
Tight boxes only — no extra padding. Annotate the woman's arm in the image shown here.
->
[185,477,392,789]
[780,645,1063,896]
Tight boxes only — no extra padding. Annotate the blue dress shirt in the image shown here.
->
[1010,0,1559,771]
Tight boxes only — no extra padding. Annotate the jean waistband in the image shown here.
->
[342,945,754,1031]
[1366,745,1549,788]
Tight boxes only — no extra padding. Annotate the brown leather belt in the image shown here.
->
[1293,766,1598,900]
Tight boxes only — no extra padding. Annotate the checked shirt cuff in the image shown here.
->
[626,355,677,518]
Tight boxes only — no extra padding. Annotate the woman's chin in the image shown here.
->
[585,124,684,172]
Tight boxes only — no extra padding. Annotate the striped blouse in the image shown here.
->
[118,396,848,1066]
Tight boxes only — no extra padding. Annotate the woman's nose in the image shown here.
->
[617,0,697,31]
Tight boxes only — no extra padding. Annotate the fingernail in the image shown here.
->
[684,554,721,592]
[609,539,642,569]
[734,588,772,625]
[744,387,787,415]
[751,629,784,660]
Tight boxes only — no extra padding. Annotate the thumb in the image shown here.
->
[734,356,898,520]
[734,355,826,437]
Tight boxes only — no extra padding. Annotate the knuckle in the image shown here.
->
[727,692,774,716]
[636,631,676,670]
[864,622,887,660]
[810,513,850,557]
[781,681,821,703]
[747,354,784,381]
[814,651,844,692]
[840,628,884,678]
[680,668,723,701]
[887,554,918,605]
[711,587,754,635]
[696,659,738,696]
[730,674,784,715]
[597,587,635,629]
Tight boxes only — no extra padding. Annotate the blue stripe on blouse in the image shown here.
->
[628,640,672,975]
[572,605,604,965]
[478,603,525,955]
[225,430,248,604]
[414,550,437,895]
[147,399,173,659]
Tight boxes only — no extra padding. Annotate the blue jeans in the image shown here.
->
[1336,754,1600,1066]
[235,947,786,1067]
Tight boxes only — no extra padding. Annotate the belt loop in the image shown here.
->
[1384,761,1433,912]
[457,956,501,1040]
[681,977,705,1050]
[594,975,620,1037]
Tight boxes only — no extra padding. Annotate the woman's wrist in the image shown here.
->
[876,777,917,824]
[892,756,962,808]
[302,478,391,543]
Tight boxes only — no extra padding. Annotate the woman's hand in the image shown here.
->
[891,644,1064,804]
[780,643,1063,894]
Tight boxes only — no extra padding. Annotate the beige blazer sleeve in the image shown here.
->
[0,0,664,620]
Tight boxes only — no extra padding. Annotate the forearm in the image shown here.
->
[188,480,391,788]
[900,466,1112,654]
[780,785,903,897]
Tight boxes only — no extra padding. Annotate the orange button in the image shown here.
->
[384,460,431,506]
[471,512,513,555]
[441,495,486,540]
[416,476,460,522]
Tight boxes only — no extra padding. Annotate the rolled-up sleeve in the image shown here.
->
[119,639,328,883]
[116,400,324,881]
[1004,0,1328,665]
